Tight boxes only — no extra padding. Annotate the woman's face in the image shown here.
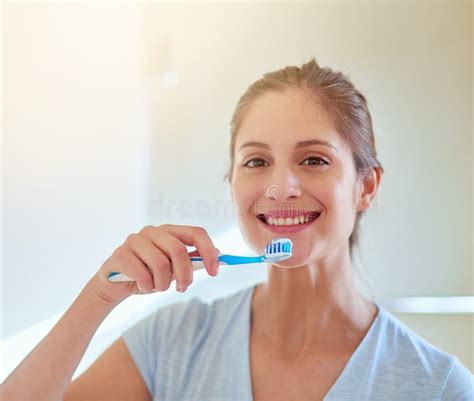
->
[230,89,365,267]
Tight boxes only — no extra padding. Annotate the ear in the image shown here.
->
[355,167,382,212]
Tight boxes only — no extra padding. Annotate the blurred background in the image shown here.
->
[1,0,472,380]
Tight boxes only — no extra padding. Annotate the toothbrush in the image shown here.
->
[107,237,293,282]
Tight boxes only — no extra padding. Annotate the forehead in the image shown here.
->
[235,89,344,151]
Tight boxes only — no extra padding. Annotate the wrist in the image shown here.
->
[82,275,123,310]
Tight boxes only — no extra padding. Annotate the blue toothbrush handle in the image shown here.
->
[190,254,263,265]
[215,254,264,265]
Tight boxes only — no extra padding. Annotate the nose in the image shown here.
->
[265,167,302,201]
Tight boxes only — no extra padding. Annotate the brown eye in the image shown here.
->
[301,156,329,166]
[243,158,268,168]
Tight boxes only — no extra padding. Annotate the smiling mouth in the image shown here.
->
[256,211,321,226]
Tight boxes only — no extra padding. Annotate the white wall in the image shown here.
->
[1,0,472,379]
[2,3,150,338]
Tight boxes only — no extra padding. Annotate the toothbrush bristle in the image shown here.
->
[263,238,293,261]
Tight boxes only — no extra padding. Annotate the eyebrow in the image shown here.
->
[238,139,337,152]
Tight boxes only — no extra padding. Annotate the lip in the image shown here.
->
[256,212,321,233]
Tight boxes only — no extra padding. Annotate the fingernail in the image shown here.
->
[212,262,219,275]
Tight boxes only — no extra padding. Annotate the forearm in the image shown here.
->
[0,278,120,401]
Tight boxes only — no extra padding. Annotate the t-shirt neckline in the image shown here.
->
[242,283,384,400]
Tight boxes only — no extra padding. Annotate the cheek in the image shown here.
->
[319,173,349,200]
[231,179,258,215]
[325,178,359,227]
[306,178,336,208]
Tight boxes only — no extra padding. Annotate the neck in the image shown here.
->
[252,243,377,362]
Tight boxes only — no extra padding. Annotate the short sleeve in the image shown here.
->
[441,357,474,401]
[121,306,167,397]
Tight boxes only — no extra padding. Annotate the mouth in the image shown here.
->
[256,211,322,233]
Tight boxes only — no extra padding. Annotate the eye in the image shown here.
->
[301,156,329,167]
[243,158,268,168]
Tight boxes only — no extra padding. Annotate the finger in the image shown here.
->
[126,233,172,292]
[160,224,220,276]
[144,229,194,291]
[114,245,154,293]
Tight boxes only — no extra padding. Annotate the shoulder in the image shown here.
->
[371,306,473,399]
[440,356,474,400]
[377,307,454,367]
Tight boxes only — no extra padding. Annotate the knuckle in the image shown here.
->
[155,260,171,274]
[125,232,139,244]
[171,243,188,258]
[192,226,207,237]
[117,249,135,267]
[157,256,171,271]
[139,225,154,235]
[112,246,126,259]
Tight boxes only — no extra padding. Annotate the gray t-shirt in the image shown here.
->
[121,284,473,400]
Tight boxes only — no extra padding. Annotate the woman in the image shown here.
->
[1,58,472,401]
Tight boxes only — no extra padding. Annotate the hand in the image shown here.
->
[90,224,220,304]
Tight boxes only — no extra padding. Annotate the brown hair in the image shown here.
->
[223,57,384,261]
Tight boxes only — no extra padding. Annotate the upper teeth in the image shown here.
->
[263,214,318,226]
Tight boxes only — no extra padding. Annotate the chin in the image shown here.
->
[268,253,312,269]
